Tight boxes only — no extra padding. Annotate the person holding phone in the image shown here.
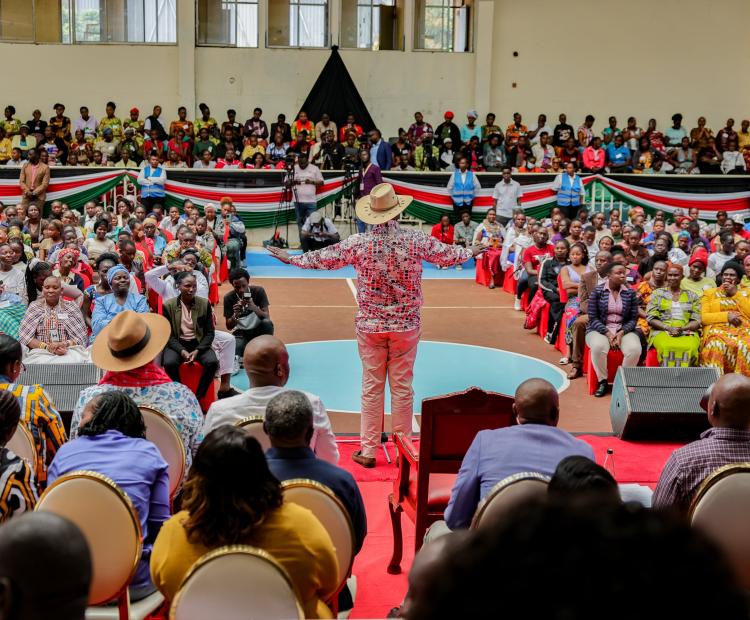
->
[224,268,274,362]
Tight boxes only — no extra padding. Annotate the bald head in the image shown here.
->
[708,373,750,430]
[243,335,290,388]
[0,512,91,620]
[513,378,560,426]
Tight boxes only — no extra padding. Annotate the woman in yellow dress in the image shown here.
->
[700,261,750,376]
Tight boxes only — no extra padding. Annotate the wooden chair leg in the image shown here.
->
[387,494,403,575]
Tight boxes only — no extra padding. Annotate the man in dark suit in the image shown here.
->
[162,271,218,398]
[567,250,612,379]
[368,128,392,171]
[264,390,367,613]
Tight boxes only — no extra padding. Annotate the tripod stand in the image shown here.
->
[269,163,296,248]
[338,165,359,237]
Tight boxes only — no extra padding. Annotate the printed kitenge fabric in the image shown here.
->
[646,288,701,367]
[699,288,750,375]
[0,382,66,487]
[0,447,38,521]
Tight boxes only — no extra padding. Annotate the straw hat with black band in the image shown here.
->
[355,183,413,225]
[91,310,171,372]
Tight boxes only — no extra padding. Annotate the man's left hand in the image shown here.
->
[268,246,292,264]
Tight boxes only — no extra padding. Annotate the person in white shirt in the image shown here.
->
[291,153,324,232]
[707,232,736,277]
[193,149,217,169]
[300,211,340,253]
[500,209,528,270]
[528,114,554,146]
[532,132,555,170]
[204,335,339,464]
[491,167,524,226]
[720,140,746,175]
[73,106,98,142]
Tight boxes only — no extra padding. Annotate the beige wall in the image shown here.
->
[194,47,473,137]
[2,0,748,138]
[489,0,750,131]
[0,43,181,120]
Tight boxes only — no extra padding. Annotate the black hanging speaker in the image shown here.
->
[610,367,720,440]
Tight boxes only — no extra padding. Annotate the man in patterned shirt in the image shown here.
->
[653,373,750,513]
[269,183,483,467]
[0,335,66,489]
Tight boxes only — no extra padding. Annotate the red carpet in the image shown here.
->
[339,435,686,618]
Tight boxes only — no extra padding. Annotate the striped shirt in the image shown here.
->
[0,379,66,487]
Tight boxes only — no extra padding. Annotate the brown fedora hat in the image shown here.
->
[355,183,413,225]
[91,311,171,372]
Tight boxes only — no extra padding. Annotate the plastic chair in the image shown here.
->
[645,347,659,367]
[282,479,354,609]
[169,546,303,620]
[234,416,271,453]
[555,320,567,354]
[586,348,625,395]
[139,406,186,499]
[179,362,216,413]
[537,305,550,338]
[35,471,164,620]
[6,423,36,469]
[388,386,516,574]
[690,463,750,590]
[471,472,550,529]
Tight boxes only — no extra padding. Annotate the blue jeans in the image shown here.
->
[295,202,317,229]
[356,217,368,234]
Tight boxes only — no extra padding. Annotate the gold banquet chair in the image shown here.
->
[234,415,271,452]
[170,545,304,620]
[471,472,551,529]
[139,406,187,499]
[6,423,36,469]
[35,471,164,620]
[281,479,355,613]
[689,463,750,590]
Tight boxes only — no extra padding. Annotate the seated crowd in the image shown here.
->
[2,102,749,174]
[3,354,750,618]
[442,194,750,396]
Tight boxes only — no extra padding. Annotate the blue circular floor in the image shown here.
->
[232,340,568,413]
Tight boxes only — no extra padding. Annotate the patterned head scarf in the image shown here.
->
[57,247,80,263]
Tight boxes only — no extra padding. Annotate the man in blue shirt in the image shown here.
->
[443,378,593,530]
[606,134,632,173]
[264,390,366,612]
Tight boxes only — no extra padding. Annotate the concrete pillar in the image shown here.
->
[473,0,493,115]
[177,0,196,115]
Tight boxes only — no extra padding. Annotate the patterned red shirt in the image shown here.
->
[652,427,750,514]
[289,220,473,333]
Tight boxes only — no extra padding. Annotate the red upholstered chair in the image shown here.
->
[387,387,516,574]
[645,348,659,367]
[537,304,550,338]
[502,272,517,295]
[556,322,567,354]
[586,349,624,395]
[179,362,217,413]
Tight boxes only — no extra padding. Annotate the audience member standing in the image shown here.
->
[447,156,481,221]
[491,167,523,227]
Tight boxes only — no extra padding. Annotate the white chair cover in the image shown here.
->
[471,472,550,529]
[171,546,303,620]
[140,406,186,497]
[282,479,354,598]
[690,464,750,589]
[234,416,271,453]
[6,423,36,468]
[36,471,142,606]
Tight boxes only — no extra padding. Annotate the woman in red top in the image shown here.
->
[431,214,455,244]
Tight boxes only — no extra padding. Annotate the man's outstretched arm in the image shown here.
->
[268,239,355,270]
